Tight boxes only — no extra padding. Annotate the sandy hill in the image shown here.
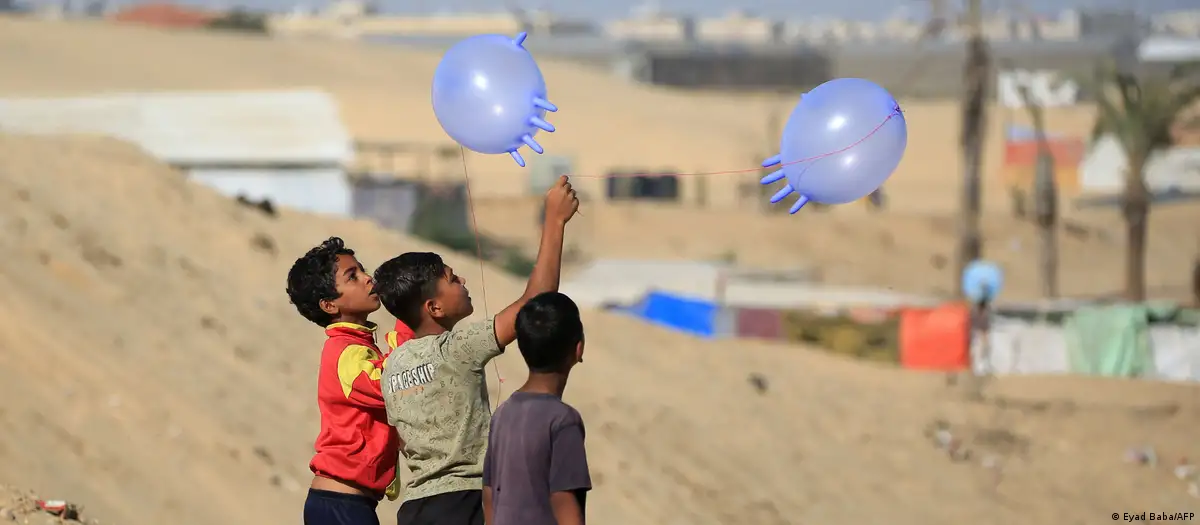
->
[4,16,1197,304]
[1,132,1199,525]
[3,16,1194,304]
[0,16,758,200]
[475,197,1200,302]
[0,15,1099,209]
[0,18,1198,524]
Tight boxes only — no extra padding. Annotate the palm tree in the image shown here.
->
[956,0,989,299]
[1013,76,1058,299]
[1087,62,1199,301]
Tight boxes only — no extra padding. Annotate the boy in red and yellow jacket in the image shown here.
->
[286,237,414,525]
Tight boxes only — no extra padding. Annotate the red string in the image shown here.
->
[565,109,903,179]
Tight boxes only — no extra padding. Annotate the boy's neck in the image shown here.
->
[519,372,569,397]
[413,318,455,338]
[333,314,371,327]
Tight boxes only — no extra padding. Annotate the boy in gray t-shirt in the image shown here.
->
[483,292,591,525]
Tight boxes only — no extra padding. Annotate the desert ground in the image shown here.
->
[0,15,1198,525]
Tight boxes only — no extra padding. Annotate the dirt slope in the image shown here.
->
[474,197,1200,302]
[0,135,1197,525]
[0,16,1197,525]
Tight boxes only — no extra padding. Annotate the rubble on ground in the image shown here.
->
[0,486,98,525]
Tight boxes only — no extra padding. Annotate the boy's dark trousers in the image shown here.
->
[395,490,484,525]
[304,489,380,525]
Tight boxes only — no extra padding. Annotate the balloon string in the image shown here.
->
[458,145,505,410]
[565,108,903,179]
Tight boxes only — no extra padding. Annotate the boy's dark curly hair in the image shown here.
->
[286,237,354,327]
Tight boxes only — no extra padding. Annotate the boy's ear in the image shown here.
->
[425,298,442,319]
[574,340,584,364]
[319,298,340,317]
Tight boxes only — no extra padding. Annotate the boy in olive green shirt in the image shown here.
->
[374,176,579,525]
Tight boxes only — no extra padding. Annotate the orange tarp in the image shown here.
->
[899,303,971,371]
[1003,140,1084,166]
[1001,139,1085,192]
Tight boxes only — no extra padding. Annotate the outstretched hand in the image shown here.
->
[544,175,579,225]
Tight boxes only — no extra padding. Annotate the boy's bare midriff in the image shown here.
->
[311,474,383,500]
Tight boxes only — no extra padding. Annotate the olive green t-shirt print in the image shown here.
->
[383,318,503,501]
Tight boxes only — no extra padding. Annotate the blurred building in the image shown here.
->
[348,176,470,240]
[1001,124,1085,209]
[358,12,522,37]
[1138,36,1200,64]
[109,2,218,28]
[0,90,355,216]
[1079,135,1200,195]
[269,3,596,39]
[614,42,831,90]
[694,9,783,45]
[613,37,1133,99]
[1085,9,1149,38]
[516,8,596,36]
[604,4,693,42]
[1023,9,1082,40]
[1153,10,1200,37]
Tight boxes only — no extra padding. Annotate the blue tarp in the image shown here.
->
[620,291,719,338]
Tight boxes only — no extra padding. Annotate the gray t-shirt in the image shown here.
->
[483,392,591,525]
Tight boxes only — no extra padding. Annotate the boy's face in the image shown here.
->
[320,254,381,322]
[429,265,473,324]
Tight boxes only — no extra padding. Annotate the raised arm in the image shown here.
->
[494,175,578,348]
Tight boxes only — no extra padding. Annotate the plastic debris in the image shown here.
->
[1124,446,1157,467]
[36,499,80,520]
[1174,458,1196,481]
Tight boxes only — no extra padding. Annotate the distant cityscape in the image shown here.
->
[264,2,1200,43]
[13,0,1200,42]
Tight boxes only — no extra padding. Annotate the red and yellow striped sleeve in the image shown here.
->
[335,344,386,408]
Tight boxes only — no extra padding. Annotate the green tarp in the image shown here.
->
[1063,303,1194,378]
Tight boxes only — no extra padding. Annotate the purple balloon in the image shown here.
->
[760,78,907,213]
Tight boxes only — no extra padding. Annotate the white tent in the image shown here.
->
[1077,134,1200,194]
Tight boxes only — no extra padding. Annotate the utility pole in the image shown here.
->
[956,0,990,298]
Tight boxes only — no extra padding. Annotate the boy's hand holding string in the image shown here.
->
[492,175,578,348]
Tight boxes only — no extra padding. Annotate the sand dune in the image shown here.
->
[475,197,1200,302]
[0,16,759,201]
[4,16,1194,305]
[0,15,1097,208]
[0,132,1197,525]
[0,16,1198,525]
